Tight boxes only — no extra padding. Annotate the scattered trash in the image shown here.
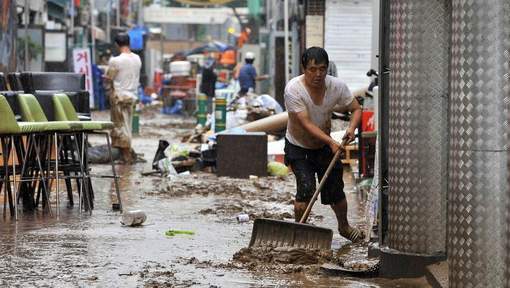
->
[321,260,380,277]
[172,158,197,172]
[157,158,178,176]
[121,210,147,226]
[200,145,216,168]
[267,161,289,177]
[88,145,122,164]
[256,94,284,114]
[162,99,183,115]
[358,178,373,190]
[166,143,190,158]
[249,175,259,180]
[165,229,195,237]
[236,213,250,223]
[152,140,170,170]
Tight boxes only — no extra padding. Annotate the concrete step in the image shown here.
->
[425,261,448,288]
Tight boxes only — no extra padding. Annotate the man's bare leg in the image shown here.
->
[331,198,349,231]
[331,198,364,241]
[121,147,134,164]
[294,201,309,222]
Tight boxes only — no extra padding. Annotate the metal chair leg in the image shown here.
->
[1,137,14,216]
[32,134,52,216]
[72,132,89,213]
[11,136,17,220]
[105,133,122,212]
[54,133,61,218]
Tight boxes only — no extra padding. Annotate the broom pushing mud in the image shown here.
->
[249,143,345,250]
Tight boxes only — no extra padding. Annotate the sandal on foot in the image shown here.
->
[339,227,365,243]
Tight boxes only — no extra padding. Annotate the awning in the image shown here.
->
[47,0,66,20]
[175,0,235,5]
[144,7,248,24]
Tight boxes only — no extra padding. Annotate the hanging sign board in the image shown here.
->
[73,48,95,108]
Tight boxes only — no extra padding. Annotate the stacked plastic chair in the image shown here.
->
[52,93,122,212]
[15,93,122,214]
[0,94,69,219]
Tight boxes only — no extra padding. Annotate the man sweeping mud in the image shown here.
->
[284,47,364,242]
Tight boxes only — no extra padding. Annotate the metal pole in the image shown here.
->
[90,0,96,64]
[24,0,29,71]
[137,0,143,26]
[70,0,75,47]
[116,0,120,27]
[160,24,165,67]
[106,0,111,43]
[283,0,289,83]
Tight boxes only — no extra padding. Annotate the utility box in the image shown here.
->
[216,132,267,178]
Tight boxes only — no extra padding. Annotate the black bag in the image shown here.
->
[152,140,170,170]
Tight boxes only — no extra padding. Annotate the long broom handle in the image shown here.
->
[299,139,347,224]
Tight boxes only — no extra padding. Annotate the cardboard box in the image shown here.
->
[216,132,267,178]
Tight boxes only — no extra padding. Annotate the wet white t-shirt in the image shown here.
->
[284,75,353,149]
[108,52,141,99]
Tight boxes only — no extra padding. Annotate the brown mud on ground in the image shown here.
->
[151,172,326,222]
[138,262,199,288]
[232,246,333,273]
[0,111,432,287]
[230,243,376,275]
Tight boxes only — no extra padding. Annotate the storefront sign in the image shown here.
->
[73,48,95,108]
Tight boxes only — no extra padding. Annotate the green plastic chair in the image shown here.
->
[17,93,71,131]
[52,93,113,130]
[0,94,59,219]
[51,93,121,212]
[17,93,97,214]
[16,93,122,213]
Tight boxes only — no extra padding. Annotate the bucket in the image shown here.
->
[197,93,208,125]
[132,104,140,135]
[215,96,227,132]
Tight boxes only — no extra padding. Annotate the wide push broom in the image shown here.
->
[249,141,346,250]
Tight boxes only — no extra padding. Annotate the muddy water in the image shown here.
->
[0,110,430,287]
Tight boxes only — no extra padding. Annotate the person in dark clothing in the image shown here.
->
[199,59,217,113]
[237,52,269,95]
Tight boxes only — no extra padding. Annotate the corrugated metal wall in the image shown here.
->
[325,0,372,90]
[448,0,510,287]
[387,0,449,255]
[385,0,510,285]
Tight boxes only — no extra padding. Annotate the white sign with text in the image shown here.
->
[73,48,95,108]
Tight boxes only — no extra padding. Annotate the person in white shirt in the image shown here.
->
[284,47,364,242]
[105,33,141,164]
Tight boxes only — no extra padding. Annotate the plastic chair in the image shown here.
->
[17,93,88,214]
[0,95,68,219]
[52,93,122,212]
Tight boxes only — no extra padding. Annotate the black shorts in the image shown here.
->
[284,138,345,205]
